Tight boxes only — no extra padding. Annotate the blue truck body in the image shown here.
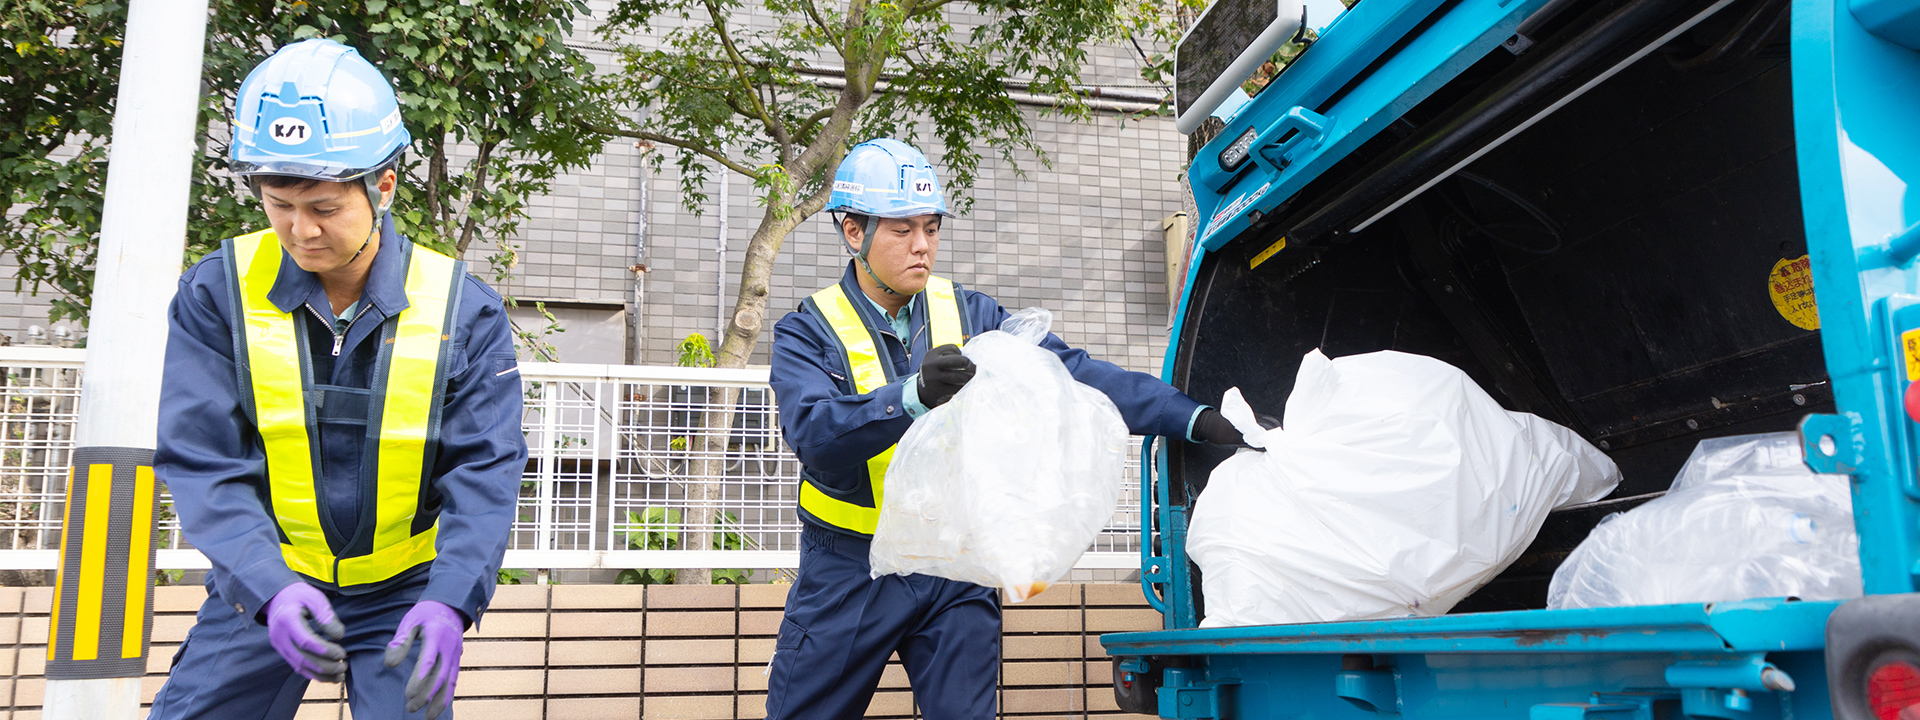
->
[1103,0,1920,715]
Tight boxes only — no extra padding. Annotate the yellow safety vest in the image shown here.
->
[224,229,462,588]
[797,276,967,535]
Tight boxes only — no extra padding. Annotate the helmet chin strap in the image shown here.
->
[846,214,903,296]
[347,176,394,266]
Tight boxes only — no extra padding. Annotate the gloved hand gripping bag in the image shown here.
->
[869,308,1130,602]
[1187,349,1622,627]
[1545,431,1862,609]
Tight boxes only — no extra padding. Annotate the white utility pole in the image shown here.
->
[43,0,209,717]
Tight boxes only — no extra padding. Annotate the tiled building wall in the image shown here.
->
[0,6,1189,379]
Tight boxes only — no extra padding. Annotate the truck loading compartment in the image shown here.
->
[1167,0,1822,616]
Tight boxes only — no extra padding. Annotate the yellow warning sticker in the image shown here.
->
[1904,328,1920,382]
[1250,236,1288,270]
[1768,255,1819,330]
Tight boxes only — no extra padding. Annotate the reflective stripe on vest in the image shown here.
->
[225,229,461,587]
[798,276,965,535]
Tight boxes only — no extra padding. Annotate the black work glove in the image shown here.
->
[1190,408,1245,447]
[1193,407,1281,449]
[917,343,976,408]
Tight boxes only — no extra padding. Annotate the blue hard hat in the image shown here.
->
[230,39,410,183]
[825,139,952,219]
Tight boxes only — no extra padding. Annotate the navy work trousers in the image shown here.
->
[765,525,1002,720]
[149,578,436,720]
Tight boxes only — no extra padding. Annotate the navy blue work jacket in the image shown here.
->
[770,264,1204,535]
[155,217,527,624]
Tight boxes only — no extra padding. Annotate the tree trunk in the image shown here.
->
[689,89,856,582]
[679,205,801,584]
[713,204,803,369]
[677,385,739,584]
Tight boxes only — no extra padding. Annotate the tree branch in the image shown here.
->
[580,119,761,178]
[455,141,497,258]
[701,0,789,146]
[793,105,837,139]
[793,168,840,218]
[903,0,963,17]
[425,141,447,227]
[800,0,838,50]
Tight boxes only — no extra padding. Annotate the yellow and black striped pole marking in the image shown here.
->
[47,447,158,679]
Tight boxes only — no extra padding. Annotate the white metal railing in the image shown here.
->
[0,348,1143,573]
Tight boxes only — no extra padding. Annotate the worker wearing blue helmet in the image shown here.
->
[765,138,1249,718]
[148,39,526,720]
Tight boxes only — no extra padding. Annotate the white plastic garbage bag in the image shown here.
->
[869,308,1130,602]
[1545,432,1861,609]
[1187,349,1621,627]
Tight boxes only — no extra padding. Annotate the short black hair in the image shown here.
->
[252,175,326,191]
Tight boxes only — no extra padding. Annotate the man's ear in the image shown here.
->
[843,217,864,253]
[376,169,398,212]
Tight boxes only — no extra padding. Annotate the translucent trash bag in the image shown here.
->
[869,308,1130,603]
[1546,431,1862,609]
[1187,350,1621,627]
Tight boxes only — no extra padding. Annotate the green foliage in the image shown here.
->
[597,0,1175,219]
[2,0,610,323]
[511,299,566,362]
[590,1,1192,369]
[1126,0,1205,93]
[676,332,716,368]
[497,567,532,584]
[612,507,750,585]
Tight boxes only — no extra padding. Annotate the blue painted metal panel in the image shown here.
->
[1850,0,1920,49]
[1162,651,1828,720]
[1792,0,1920,594]
[1186,0,1555,254]
[1103,599,1836,657]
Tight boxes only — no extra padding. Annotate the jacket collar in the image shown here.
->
[266,215,412,318]
[837,262,925,332]
[837,262,932,361]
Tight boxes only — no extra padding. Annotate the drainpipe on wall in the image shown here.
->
[625,141,650,365]
[717,146,730,339]
[624,83,660,365]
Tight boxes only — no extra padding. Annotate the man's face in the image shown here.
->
[846,214,942,295]
[261,171,391,274]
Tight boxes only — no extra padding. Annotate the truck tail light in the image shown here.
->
[1868,661,1920,720]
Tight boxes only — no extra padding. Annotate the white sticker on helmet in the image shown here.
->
[833,181,864,194]
[269,118,312,145]
[912,178,935,195]
[380,109,401,134]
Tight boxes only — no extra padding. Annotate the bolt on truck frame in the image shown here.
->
[1103,0,1920,716]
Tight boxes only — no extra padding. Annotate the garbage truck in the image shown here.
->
[1101,0,1920,715]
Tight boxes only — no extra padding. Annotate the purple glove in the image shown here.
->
[383,600,465,720]
[265,582,347,682]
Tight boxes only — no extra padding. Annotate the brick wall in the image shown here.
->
[0,583,1159,719]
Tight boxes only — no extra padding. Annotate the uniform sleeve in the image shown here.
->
[153,256,303,622]
[972,293,1203,439]
[417,278,527,627]
[769,311,914,489]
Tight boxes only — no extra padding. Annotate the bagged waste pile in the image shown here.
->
[869,308,1130,602]
[1188,349,1621,627]
[1546,432,1861,609]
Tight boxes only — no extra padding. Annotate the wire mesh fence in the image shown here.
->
[0,350,1146,570]
[0,350,82,554]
